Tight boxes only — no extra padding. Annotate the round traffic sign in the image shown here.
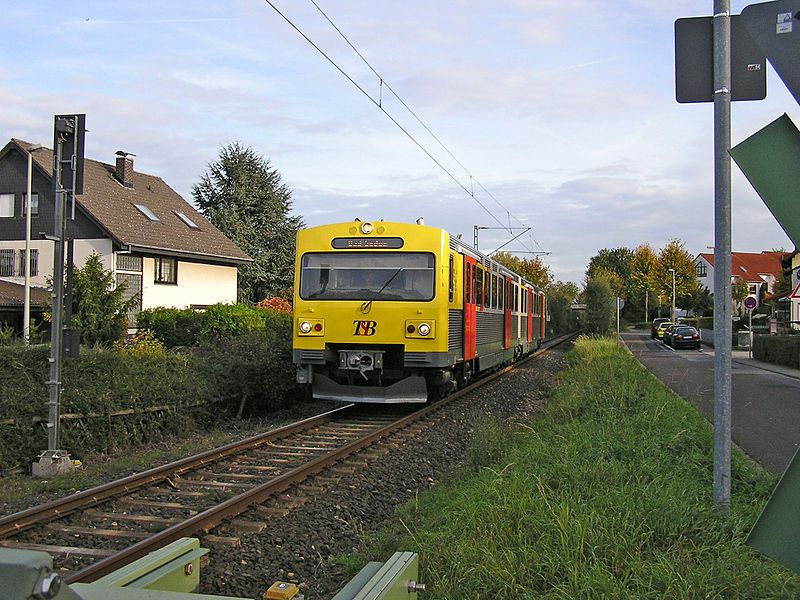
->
[743,295,758,310]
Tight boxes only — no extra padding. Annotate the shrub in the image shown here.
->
[256,296,293,314]
[195,311,296,416]
[200,303,266,338]
[137,303,277,347]
[0,344,213,467]
[753,335,800,369]
[136,307,203,347]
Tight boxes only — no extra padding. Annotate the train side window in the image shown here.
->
[465,263,471,304]
[449,254,455,303]
[483,270,489,308]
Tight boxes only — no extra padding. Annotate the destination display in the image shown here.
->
[332,237,404,249]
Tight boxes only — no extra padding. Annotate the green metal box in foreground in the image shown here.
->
[730,113,800,248]
[748,448,800,574]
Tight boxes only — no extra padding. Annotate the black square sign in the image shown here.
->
[675,15,767,103]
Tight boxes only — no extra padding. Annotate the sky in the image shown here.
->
[1,1,796,285]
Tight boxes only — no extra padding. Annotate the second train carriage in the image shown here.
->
[292,219,546,403]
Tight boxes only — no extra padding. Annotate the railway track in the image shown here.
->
[0,332,576,585]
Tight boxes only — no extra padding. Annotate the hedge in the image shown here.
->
[753,335,800,369]
[0,345,213,469]
[0,308,299,469]
[136,303,279,347]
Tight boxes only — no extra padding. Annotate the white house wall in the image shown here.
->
[0,238,112,288]
[140,258,238,310]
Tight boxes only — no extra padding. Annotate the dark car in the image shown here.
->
[651,317,671,338]
[668,325,701,349]
[662,323,680,346]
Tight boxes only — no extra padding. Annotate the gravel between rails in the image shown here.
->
[199,345,569,600]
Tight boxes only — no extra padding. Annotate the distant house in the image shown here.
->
[694,251,789,301]
[778,250,800,329]
[0,138,251,331]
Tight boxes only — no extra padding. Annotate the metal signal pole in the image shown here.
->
[712,0,732,512]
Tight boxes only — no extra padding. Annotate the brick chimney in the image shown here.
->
[114,151,135,188]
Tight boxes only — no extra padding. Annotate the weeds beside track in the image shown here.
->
[381,337,800,598]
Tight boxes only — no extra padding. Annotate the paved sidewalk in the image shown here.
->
[730,350,800,381]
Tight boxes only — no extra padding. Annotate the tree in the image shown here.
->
[71,254,139,346]
[586,247,634,297]
[192,142,304,303]
[630,244,659,321]
[655,239,700,316]
[547,280,580,335]
[585,272,614,334]
[732,277,749,315]
[493,252,553,288]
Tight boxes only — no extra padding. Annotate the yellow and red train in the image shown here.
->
[292,219,546,403]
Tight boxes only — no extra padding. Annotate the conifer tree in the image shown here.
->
[192,143,304,303]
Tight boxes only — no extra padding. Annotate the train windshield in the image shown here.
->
[300,252,435,301]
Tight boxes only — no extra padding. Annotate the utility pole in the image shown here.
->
[33,114,85,479]
[23,143,42,344]
[712,0,732,513]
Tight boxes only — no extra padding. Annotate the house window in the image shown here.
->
[17,249,38,276]
[117,272,143,326]
[22,193,38,216]
[133,203,160,221]
[0,194,14,217]
[174,210,200,229]
[117,253,143,272]
[0,249,15,275]
[696,263,707,277]
[154,257,177,284]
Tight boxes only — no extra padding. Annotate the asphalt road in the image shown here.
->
[623,331,800,474]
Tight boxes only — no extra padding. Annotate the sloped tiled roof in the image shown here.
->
[6,139,250,264]
[0,280,49,307]
[698,251,788,283]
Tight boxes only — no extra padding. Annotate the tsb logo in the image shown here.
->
[353,320,377,336]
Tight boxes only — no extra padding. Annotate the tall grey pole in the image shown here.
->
[47,159,67,453]
[24,151,33,344]
[712,0,732,512]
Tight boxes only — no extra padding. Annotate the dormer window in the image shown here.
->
[174,210,200,229]
[133,203,159,221]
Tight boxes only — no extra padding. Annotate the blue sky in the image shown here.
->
[1,1,795,284]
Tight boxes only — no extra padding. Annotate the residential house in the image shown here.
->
[779,250,800,328]
[694,251,789,303]
[0,138,251,330]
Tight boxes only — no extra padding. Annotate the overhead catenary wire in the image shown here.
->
[262,0,506,230]
[306,0,545,254]
[265,0,546,252]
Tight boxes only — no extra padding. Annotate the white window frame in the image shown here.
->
[0,193,14,217]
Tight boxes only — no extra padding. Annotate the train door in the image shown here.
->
[527,288,534,343]
[464,257,477,361]
[504,276,512,349]
[540,293,546,340]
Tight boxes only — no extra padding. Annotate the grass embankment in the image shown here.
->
[370,337,800,598]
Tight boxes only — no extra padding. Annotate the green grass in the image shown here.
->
[362,337,800,598]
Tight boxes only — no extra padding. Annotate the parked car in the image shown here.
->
[655,321,674,340]
[668,325,701,349]
[662,323,680,346]
[651,317,671,338]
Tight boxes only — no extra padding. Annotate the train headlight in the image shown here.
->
[360,221,374,234]
[417,323,431,336]
[299,321,312,334]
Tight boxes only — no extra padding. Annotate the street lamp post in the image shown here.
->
[24,143,42,344]
[669,268,676,322]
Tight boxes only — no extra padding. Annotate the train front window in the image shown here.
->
[300,252,435,301]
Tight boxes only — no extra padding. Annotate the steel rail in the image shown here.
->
[65,331,578,584]
[0,404,355,538]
